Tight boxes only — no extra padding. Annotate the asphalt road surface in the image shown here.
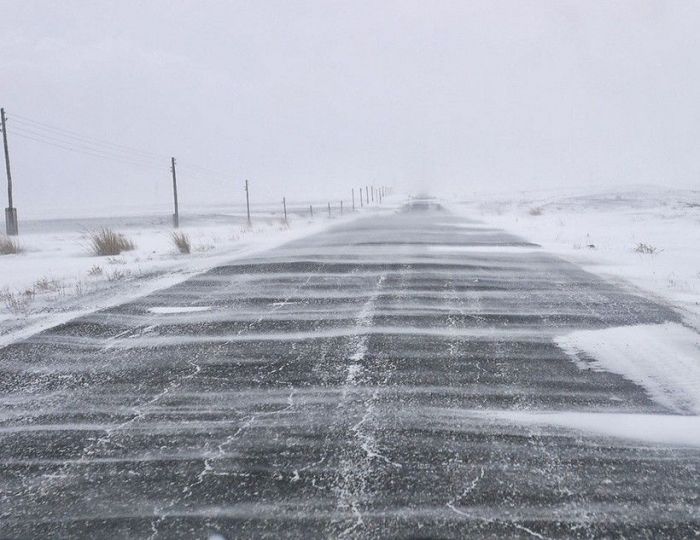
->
[1,200,698,538]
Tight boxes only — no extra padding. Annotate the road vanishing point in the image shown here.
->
[1,199,698,538]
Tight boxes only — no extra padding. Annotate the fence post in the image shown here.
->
[327,202,331,217]
[310,204,313,217]
[340,200,343,215]
[245,179,251,226]
[352,188,355,211]
[283,197,287,224]
[170,157,179,228]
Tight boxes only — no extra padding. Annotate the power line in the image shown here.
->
[12,125,163,165]
[11,130,166,171]
[9,111,237,182]
[10,113,167,161]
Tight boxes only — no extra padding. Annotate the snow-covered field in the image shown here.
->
[0,202,380,346]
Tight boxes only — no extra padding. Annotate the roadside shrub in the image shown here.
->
[528,207,544,216]
[0,235,21,255]
[107,269,132,281]
[171,231,191,254]
[634,242,659,255]
[89,228,135,256]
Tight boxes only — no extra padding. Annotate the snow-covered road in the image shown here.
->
[0,199,698,538]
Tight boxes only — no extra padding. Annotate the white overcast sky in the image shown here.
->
[2,0,699,215]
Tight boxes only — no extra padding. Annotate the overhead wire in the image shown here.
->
[11,125,163,168]
[10,113,167,161]
[7,111,237,183]
[11,130,166,171]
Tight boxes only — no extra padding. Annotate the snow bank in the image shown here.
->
[556,322,700,414]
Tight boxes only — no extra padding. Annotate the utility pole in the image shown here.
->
[245,179,251,226]
[1,108,18,236]
[170,157,179,228]
[283,197,287,224]
[352,188,355,211]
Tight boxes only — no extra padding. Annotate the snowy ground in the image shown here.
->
[0,201,387,346]
[449,185,700,331]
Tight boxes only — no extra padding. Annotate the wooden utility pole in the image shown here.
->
[245,179,251,226]
[283,197,287,224]
[170,157,179,228]
[1,108,18,236]
[352,188,355,211]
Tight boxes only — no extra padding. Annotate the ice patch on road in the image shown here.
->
[556,322,700,414]
[149,306,212,314]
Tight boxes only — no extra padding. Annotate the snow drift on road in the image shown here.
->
[556,322,700,414]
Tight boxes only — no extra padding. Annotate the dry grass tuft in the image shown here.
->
[0,288,32,314]
[89,228,135,256]
[33,277,62,293]
[171,231,191,254]
[0,235,21,255]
